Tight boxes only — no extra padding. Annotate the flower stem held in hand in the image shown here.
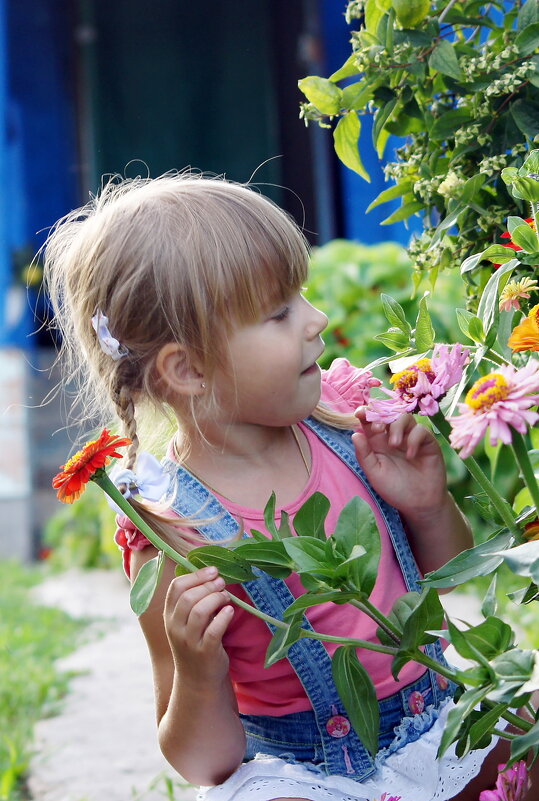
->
[92,470,289,630]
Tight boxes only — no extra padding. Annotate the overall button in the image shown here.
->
[408,690,425,714]
[436,673,449,691]
[326,714,351,738]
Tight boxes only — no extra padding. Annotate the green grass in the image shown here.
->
[0,561,86,800]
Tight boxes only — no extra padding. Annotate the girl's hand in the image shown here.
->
[164,566,234,687]
[352,408,447,521]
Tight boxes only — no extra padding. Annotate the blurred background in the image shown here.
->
[0,0,433,565]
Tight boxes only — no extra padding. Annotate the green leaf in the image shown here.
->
[511,100,539,141]
[372,97,398,155]
[329,54,361,82]
[477,259,518,344]
[456,308,484,342]
[428,40,464,81]
[511,719,539,763]
[437,687,490,758]
[298,76,343,115]
[333,113,370,181]
[430,109,473,141]
[365,0,391,35]
[496,540,539,585]
[466,703,508,755]
[481,575,498,619]
[373,330,411,351]
[380,294,412,334]
[459,173,487,203]
[233,540,294,578]
[422,530,514,588]
[510,222,539,252]
[341,81,374,111]
[282,536,329,573]
[447,617,514,662]
[187,545,256,583]
[380,199,423,225]
[392,588,444,678]
[376,591,420,646]
[414,293,435,351]
[278,510,293,538]
[332,497,381,596]
[366,180,413,212]
[293,491,331,540]
[130,550,165,616]
[507,215,527,235]
[283,590,359,619]
[264,492,280,540]
[391,0,430,28]
[519,0,539,29]
[515,22,539,56]
[332,646,379,756]
[264,618,303,667]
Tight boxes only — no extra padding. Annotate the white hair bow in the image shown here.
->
[91,309,129,361]
[107,452,171,514]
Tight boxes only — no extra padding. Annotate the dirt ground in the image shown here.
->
[28,568,197,801]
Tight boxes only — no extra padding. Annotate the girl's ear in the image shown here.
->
[155,343,205,397]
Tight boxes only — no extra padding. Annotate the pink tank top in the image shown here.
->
[116,359,426,714]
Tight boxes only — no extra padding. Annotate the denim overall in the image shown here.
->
[162,419,454,782]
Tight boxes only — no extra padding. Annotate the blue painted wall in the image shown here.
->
[2,0,78,347]
[319,0,421,247]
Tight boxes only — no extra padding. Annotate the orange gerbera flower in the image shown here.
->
[53,429,131,503]
[508,304,539,352]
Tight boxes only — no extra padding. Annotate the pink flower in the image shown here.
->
[479,761,530,801]
[374,794,402,801]
[449,359,539,459]
[365,344,469,424]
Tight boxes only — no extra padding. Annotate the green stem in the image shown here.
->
[431,412,520,536]
[511,432,539,516]
[300,629,398,656]
[92,472,288,629]
[349,597,401,643]
[409,649,461,684]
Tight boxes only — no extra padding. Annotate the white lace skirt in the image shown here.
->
[197,700,499,801]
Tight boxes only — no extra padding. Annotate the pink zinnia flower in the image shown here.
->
[479,761,530,801]
[365,344,469,424]
[449,360,539,459]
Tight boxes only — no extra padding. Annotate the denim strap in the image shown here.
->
[160,417,448,778]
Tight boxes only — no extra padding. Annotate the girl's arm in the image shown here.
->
[131,548,246,785]
[353,410,473,576]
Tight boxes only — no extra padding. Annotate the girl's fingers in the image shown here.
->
[203,604,235,645]
[351,430,379,473]
[404,422,433,458]
[185,589,232,643]
[165,568,223,625]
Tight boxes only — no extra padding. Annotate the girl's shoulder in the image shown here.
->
[321,358,381,414]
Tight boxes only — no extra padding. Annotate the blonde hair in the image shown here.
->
[44,171,353,552]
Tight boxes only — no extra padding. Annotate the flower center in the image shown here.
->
[62,438,99,471]
[390,358,435,397]
[465,373,509,411]
[530,303,539,326]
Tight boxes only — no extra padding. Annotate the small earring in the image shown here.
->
[200,381,206,390]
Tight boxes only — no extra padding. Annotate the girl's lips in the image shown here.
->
[301,362,320,376]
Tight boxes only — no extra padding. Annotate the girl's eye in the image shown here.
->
[271,306,290,322]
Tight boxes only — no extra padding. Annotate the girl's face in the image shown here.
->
[212,292,328,427]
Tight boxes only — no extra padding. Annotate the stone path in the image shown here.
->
[28,568,197,801]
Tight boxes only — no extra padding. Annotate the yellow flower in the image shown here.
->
[499,277,538,312]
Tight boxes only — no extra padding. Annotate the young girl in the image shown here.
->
[44,173,525,801]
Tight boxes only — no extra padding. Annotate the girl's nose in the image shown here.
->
[305,302,328,339]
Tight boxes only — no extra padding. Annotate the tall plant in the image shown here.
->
[298,0,539,296]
